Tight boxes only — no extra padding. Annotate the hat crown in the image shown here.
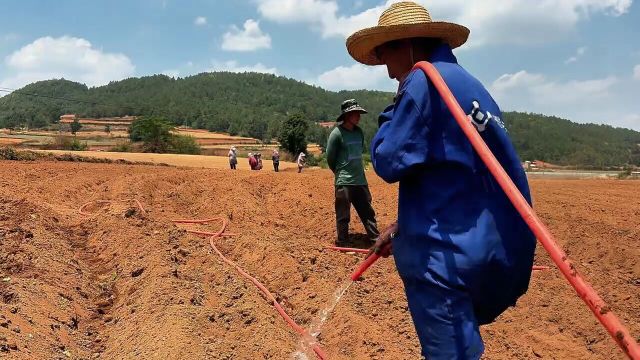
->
[379,1,432,27]
[341,99,359,111]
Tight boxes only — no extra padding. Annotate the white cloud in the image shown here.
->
[565,46,587,64]
[194,16,207,26]
[221,19,271,52]
[491,70,617,106]
[256,0,338,24]
[0,36,134,89]
[634,64,640,80]
[209,60,277,74]
[487,70,640,129]
[404,0,632,47]
[255,0,632,46]
[315,63,391,90]
[161,69,180,78]
[255,0,381,38]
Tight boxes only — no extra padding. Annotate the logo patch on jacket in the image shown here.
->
[467,101,506,132]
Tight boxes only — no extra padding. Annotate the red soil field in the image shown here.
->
[0,160,637,359]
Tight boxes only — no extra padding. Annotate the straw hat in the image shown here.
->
[346,1,470,66]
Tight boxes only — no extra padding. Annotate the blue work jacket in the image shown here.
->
[371,44,536,323]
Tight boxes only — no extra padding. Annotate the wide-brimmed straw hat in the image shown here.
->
[346,1,470,66]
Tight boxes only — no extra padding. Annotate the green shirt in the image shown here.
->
[326,125,367,186]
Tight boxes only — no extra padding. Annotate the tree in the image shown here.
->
[70,115,82,135]
[278,113,308,156]
[129,115,201,154]
[129,116,173,153]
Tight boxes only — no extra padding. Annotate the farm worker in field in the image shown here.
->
[248,152,258,170]
[228,146,238,170]
[296,152,306,173]
[347,2,536,359]
[326,99,380,247]
[255,153,264,170]
[272,149,280,172]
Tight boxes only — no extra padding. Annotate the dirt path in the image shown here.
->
[0,161,637,359]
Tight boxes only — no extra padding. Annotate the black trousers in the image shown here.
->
[335,185,379,243]
[273,162,279,172]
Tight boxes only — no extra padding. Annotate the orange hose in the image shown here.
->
[351,252,381,281]
[414,61,639,359]
[173,217,327,360]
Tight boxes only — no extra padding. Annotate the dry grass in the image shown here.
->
[0,138,26,145]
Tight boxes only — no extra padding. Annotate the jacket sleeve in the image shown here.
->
[326,130,340,172]
[370,90,431,183]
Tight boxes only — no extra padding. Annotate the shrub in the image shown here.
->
[0,146,18,160]
[617,168,633,179]
[43,136,88,151]
[111,141,133,152]
[305,153,328,169]
[169,134,201,155]
[0,147,40,161]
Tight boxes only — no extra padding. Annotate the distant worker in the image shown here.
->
[272,149,280,172]
[348,2,536,359]
[296,152,306,173]
[326,99,379,247]
[248,152,258,170]
[255,153,264,170]
[228,146,238,170]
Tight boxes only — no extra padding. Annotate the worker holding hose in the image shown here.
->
[347,2,536,359]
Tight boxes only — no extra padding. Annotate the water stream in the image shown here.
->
[291,279,354,359]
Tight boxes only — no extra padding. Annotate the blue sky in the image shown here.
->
[1,0,639,130]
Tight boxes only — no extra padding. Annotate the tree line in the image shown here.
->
[0,73,638,167]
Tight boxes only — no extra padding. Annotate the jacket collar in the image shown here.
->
[396,44,458,96]
[428,43,458,64]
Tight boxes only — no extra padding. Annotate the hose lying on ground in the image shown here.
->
[80,203,327,359]
[173,218,327,360]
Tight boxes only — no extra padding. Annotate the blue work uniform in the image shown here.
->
[371,44,536,359]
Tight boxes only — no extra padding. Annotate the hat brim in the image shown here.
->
[336,106,368,122]
[346,22,470,66]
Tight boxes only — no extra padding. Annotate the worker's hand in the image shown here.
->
[367,222,398,259]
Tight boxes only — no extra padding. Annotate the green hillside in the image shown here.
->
[1,73,638,167]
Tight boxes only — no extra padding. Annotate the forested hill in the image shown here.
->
[0,73,639,166]
[0,73,393,143]
[505,112,640,167]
